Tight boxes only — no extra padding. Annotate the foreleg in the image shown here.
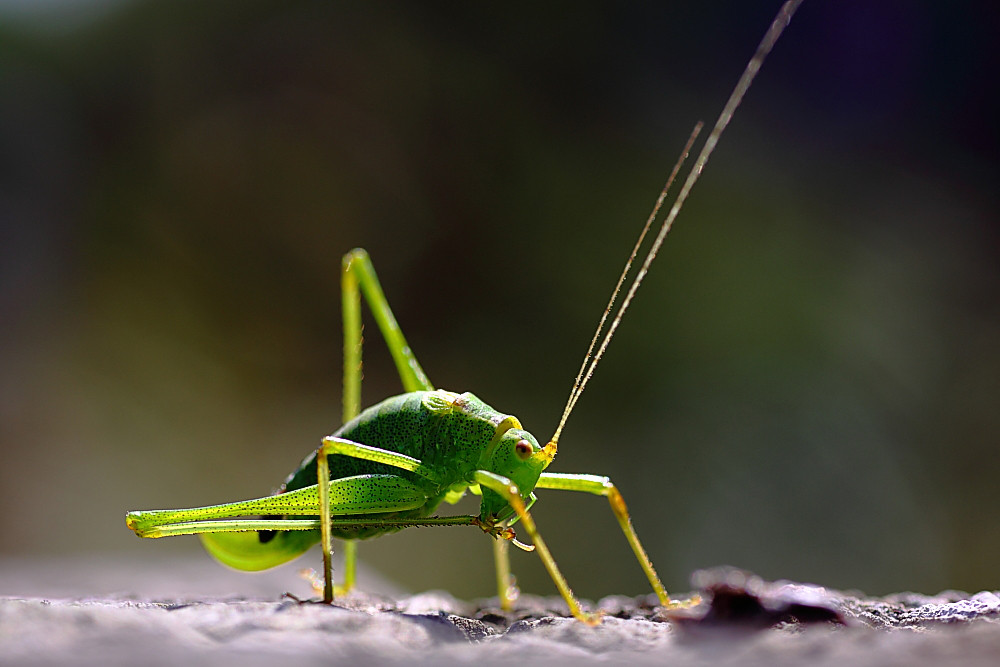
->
[537,472,682,607]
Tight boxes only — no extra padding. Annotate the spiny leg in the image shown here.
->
[317,432,443,602]
[317,447,335,601]
[317,435,442,601]
[536,472,695,609]
[127,474,430,538]
[342,248,434,398]
[326,249,437,601]
[474,470,600,625]
[129,475,515,595]
[131,494,491,542]
[129,471,488,579]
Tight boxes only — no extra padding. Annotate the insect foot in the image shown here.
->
[472,517,537,553]
[472,516,514,540]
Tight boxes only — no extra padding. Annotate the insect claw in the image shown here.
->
[511,536,535,552]
[472,516,534,550]
[497,526,535,552]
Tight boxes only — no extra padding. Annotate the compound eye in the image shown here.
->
[514,439,533,461]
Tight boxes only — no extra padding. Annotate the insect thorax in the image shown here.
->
[282,390,514,495]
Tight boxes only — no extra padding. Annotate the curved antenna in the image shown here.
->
[546,0,804,453]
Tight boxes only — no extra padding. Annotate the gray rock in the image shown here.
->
[2,561,1000,666]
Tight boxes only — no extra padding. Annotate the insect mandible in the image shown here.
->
[125,0,804,624]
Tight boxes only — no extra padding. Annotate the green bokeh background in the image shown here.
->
[2,1,998,600]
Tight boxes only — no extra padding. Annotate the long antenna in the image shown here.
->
[555,122,702,437]
[546,0,803,453]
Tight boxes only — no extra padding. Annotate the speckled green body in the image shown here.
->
[279,390,520,540]
[126,7,809,601]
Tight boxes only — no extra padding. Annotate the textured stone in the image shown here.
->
[2,560,1000,666]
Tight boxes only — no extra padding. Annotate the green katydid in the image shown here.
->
[126,0,803,624]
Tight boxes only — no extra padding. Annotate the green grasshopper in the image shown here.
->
[126,1,803,624]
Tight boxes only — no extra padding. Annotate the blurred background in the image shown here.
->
[1,0,998,602]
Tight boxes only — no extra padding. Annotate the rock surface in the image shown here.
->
[2,560,999,666]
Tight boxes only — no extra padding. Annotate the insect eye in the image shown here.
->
[514,439,533,460]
